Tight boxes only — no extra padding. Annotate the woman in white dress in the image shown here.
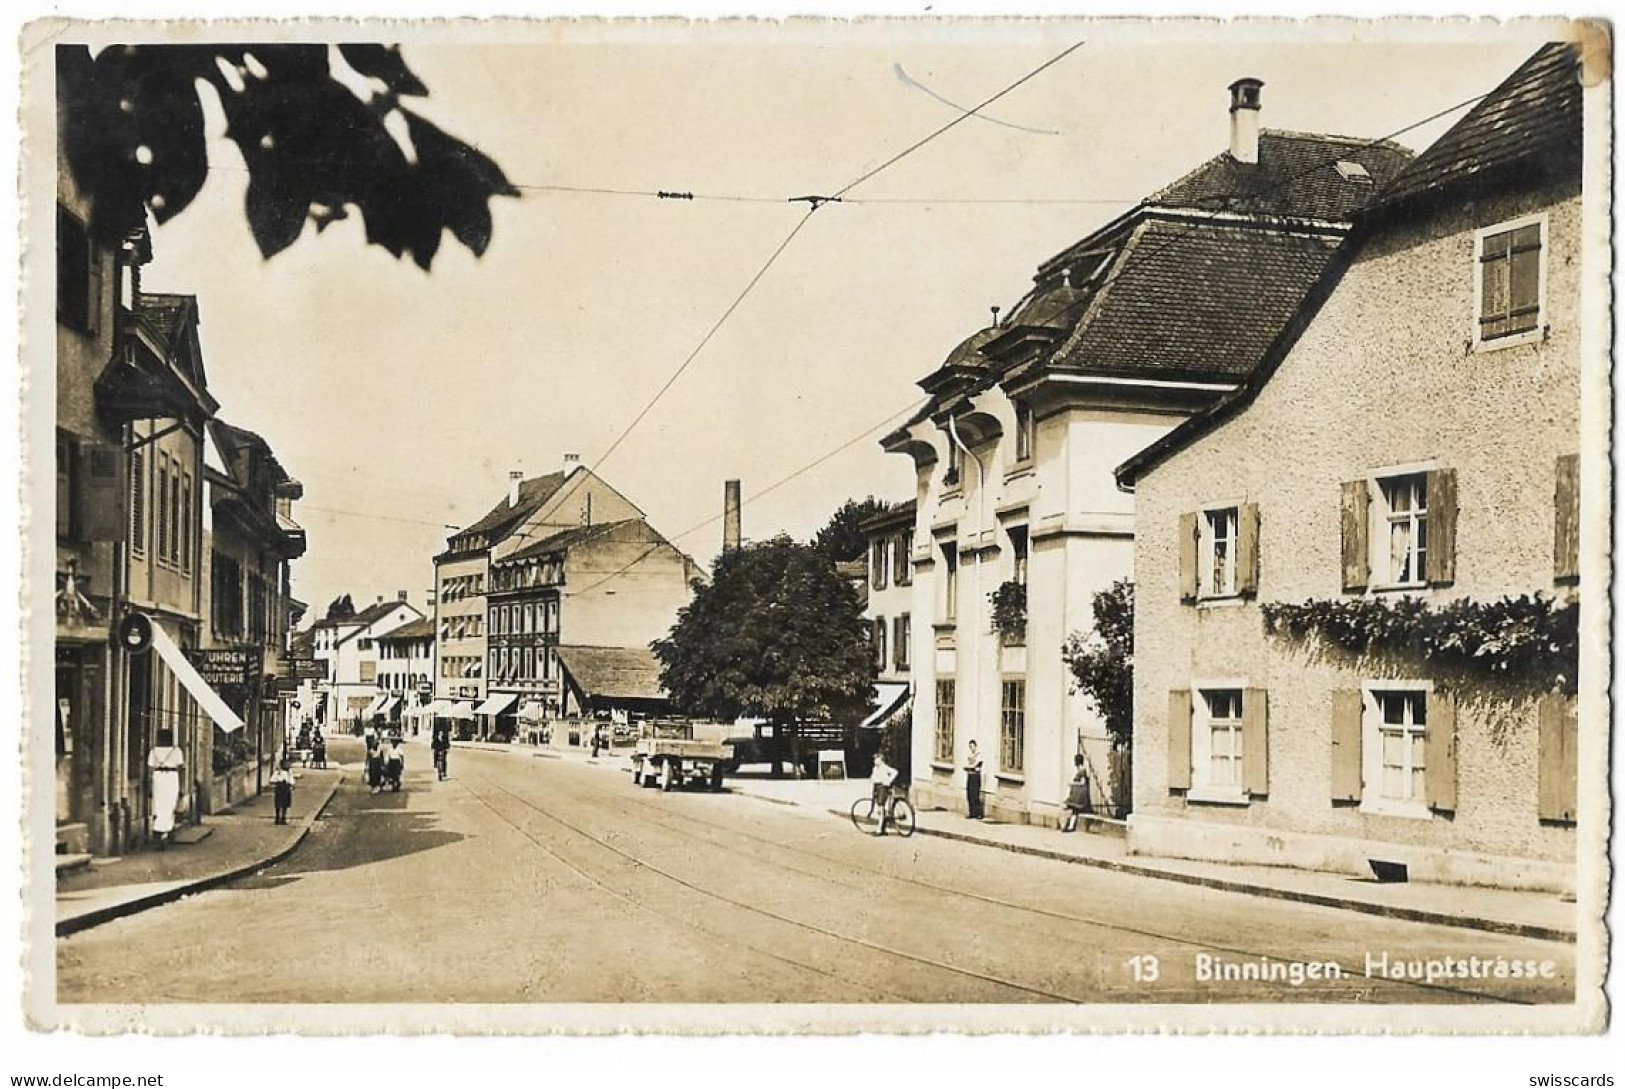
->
[147,727,185,845]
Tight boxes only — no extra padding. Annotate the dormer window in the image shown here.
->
[1334,160,1372,183]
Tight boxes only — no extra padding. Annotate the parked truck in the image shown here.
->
[630,720,728,792]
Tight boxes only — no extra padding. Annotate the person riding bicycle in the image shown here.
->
[870,752,900,836]
[431,720,451,780]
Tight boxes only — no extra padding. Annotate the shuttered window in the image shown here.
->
[1554,454,1580,582]
[1346,470,1457,591]
[871,538,888,592]
[893,614,910,671]
[873,616,888,670]
[1538,692,1578,823]
[78,443,124,542]
[57,206,93,333]
[1478,220,1543,342]
[155,455,170,562]
[1167,689,1192,791]
[56,433,76,540]
[1355,685,1451,818]
[893,533,912,586]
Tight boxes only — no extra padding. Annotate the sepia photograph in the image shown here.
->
[10,10,1615,1055]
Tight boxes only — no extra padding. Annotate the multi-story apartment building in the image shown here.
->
[1116,44,1592,892]
[484,517,698,740]
[882,77,1413,826]
[200,419,305,809]
[375,616,436,730]
[314,596,423,730]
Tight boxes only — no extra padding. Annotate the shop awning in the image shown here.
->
[423,699,453,716]
[474,692,517,716]
[445,701,476,721]
[517,701,545,723]
[364,692,389,717]
[150,623,246,734]
[859,682,911,729]
[381,696,401,716]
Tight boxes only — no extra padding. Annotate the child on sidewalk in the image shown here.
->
[270,757,296,825]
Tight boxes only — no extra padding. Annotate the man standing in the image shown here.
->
[963,739,985,820]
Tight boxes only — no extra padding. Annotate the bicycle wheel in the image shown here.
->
[850,797,879,834]
[890,798,917,838]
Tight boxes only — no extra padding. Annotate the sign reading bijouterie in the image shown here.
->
[185,648,258,688]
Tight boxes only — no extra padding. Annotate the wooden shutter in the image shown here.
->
[1167,689,1192,790]
[1177,512,1199,602]
[1426,468,1458,586]
[1242,687,1269,795]
[1425,690,1458,812]
[1330,689,1363,802]
[1538,692,1578,823]
[1340,481,1369,592]
[56,434,75,540]
[1236,503,1260,595]
[76,442,125,542]
[1553,454,1579,582]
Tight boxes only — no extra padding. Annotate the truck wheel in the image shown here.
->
[660,759,675,792]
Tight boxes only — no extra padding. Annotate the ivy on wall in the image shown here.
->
[1259,594,1578,696]
[989,580,1027,642]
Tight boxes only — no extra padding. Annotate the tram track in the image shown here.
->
[454,758,1551,1005]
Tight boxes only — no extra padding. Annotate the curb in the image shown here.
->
[808,805,1575,945]
[57,773,345,938]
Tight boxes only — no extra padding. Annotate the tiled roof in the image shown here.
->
[1049,218,1340,380]
[1114,45,1584,488]
[554,645,667,702]
[455,471,569,543]
[1373,43,1581,211]
[1149,130,1413,222]
[288,629,315,657]
[377,616,435,641]
[498,518,654,565]
[335,600,421,645]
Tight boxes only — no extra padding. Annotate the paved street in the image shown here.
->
[57,738,1575,1005]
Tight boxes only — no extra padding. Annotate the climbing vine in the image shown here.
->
[1259,594,1578,695]
[989,580,1027,642]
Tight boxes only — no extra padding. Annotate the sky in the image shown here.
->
[128,19,1562,620]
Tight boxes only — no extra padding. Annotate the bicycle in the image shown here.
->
[850,789,916,838]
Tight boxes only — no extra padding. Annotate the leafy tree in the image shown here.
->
[653,535,876,776]
[811,496,891,564]
[1063,579,1134,750]
[57,43,518,268]
[324,593,355,621]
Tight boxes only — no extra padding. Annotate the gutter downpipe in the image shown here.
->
[946,414,988,808]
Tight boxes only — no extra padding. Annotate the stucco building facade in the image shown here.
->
[1116,45,1591,892]
[883,79,1413,826]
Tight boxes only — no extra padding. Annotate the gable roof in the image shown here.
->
[1113,44,1584,490]
[335,600,423,645]
[376,616,435,642]
[463,471,568,537]
[498,518,660,566]
[1150,129,1414,222]
[1373,43,1582,213]
[554,645,667,702]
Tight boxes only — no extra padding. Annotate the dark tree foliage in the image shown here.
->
[324,593,355,621]
[653,536,876,774]
[811,496,891,563]
[1063,578,1134,750]
[58,43,518,268]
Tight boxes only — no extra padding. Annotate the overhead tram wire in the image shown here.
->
[584,38,1091,483]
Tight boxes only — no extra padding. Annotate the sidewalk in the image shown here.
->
[725,776,1577,944]
[56,767,343,937]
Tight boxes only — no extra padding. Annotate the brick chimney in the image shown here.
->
[1228,77,1264,165]
[723,480,741,553]
[508,470,524,508]
[563,453,582,476]
[397,590,408,602]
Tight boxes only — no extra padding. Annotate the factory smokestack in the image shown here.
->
[723,480,742,553]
